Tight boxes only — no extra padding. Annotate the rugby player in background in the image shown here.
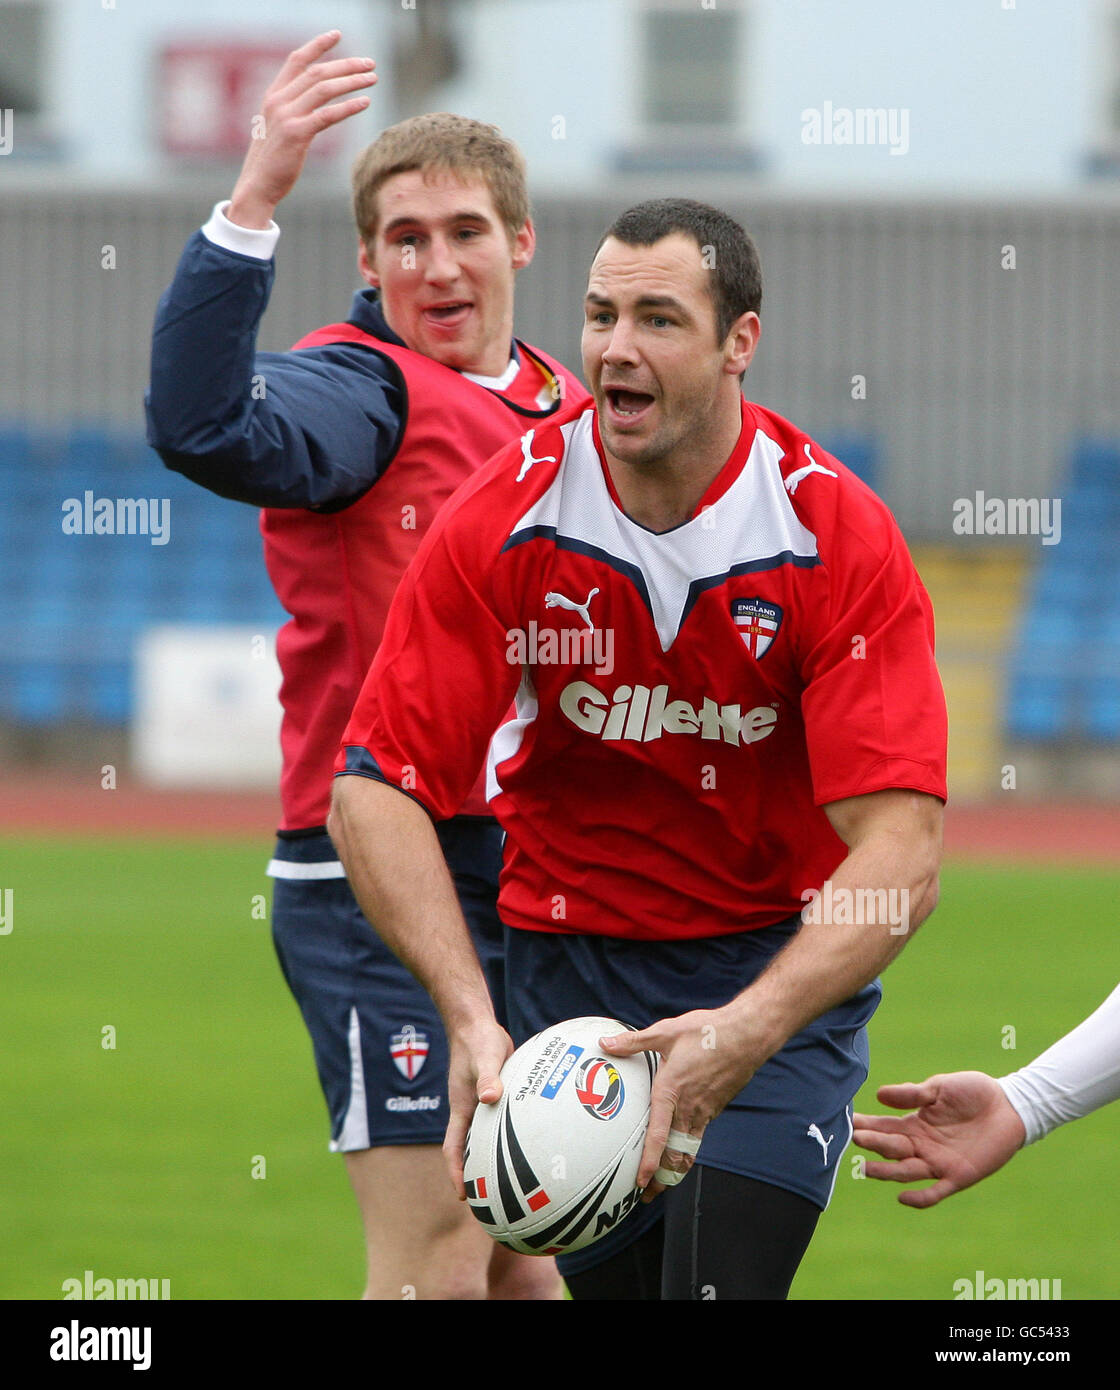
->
[146,30,586,1299]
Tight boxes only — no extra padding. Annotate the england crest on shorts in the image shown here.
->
[390,1025,429,1080]
[732,597,783,659]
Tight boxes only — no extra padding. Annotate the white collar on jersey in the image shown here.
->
[462,356,520,392]
[505,412,821,652]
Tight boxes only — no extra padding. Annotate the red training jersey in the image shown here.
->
[261,330,588,830]
[338,398,948,940]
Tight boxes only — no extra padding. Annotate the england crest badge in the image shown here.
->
[732,597,783,659]
[390,1024,429,1080]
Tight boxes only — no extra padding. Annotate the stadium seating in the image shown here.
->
[3,422,1115,748]
[0,424,285,725]
[1005,439,1120,745]
[823,435,878,494]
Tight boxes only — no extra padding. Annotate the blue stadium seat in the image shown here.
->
[823,435,879,493]
[0,422,34,469]
[1005,601,1083,741]
[1057,495,1120,549]
[62,426,118,474]
[1055,530,1112,567]
[1086,687,1120,741]
[14,662,67,725]
[1070,440,1120,490]
[0,665,18,721]
[0,425,270,724]
[90,663,132,724]
[1084,615,1120,742]
[1031,566,1092,608]
[1005,670,1072,742]
[1004,436,1120,742]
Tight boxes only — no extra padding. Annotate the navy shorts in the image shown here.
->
[269,817,505,1151]
[503,915,881,1277]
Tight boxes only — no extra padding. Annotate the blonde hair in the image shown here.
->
[352,112,530,245]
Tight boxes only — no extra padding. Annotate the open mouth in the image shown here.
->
[605,387,655,421]
[423,302,472,327]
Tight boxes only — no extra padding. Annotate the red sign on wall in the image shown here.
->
[158,43,344,159]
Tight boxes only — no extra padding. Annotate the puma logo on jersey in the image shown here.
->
[544,587,600,632]
[516,429,557,482]
[559,681,779,746]
[807,1122,835,1165]
[784,444,838,495]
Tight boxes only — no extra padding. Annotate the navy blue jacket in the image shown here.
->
[146,231,410,510]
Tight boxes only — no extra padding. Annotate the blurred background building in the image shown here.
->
[1,0,1118,803]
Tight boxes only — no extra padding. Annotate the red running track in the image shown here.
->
[1,777,1117,863]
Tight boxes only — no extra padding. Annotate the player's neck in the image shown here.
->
[458,330,517,379]
[604,400,744,533]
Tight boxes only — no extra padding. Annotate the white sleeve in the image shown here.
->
[997,982,1120,1144]
[200,200,281,261]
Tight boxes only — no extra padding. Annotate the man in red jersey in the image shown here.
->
[329,198,947,1299]
[147,31,586,1299]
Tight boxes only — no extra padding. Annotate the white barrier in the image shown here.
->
[132,624,281,788]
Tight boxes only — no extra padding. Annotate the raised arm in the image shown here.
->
[145,32,398,509]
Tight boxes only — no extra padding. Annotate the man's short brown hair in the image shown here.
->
[598,198,763,344]
[351,112,530,246]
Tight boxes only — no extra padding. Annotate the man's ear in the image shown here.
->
[725,310,761,378]
[511,217,536,272]
[358,238,380,288]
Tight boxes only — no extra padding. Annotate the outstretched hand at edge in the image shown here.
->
[853,1071,1027,1209]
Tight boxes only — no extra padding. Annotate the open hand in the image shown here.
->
[853,1071,1027,1208]
[229,30,377,228]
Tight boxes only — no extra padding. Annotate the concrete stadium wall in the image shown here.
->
[1,184,1117,538]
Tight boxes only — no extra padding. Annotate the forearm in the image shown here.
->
[725,817,940,1063]
[328,774,496,1033]
[998,982,1120,1144]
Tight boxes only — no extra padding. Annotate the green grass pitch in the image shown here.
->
[1,834,1116,1300]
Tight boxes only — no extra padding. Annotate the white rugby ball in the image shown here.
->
[463,1016,656,1256]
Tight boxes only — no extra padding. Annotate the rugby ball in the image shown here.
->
[463,1016,656,1256]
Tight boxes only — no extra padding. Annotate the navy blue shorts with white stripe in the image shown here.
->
[269,817,506,1151]
[503,914,880,1277]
